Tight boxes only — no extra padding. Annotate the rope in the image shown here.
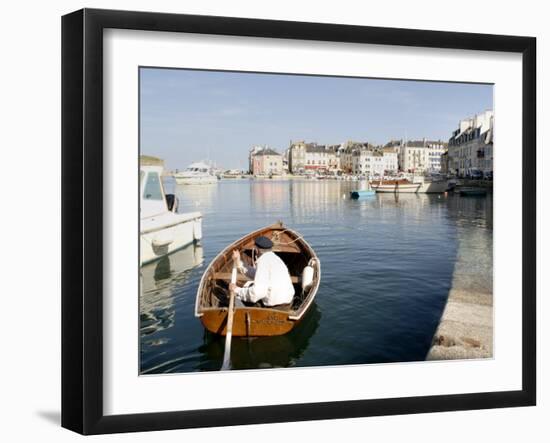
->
[271,229,305,246]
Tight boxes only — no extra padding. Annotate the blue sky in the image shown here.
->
[140,68,493,170]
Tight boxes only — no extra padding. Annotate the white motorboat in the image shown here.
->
[141,164,203,266]
[174,162,218,185]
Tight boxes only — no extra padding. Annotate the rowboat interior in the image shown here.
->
[195,222,321,337]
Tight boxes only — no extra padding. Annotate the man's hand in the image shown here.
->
[229,283,238,293]
[231,249,240,262]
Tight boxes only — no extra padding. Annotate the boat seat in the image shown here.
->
[242,245,301,254]
[212,272,300,284]
[271,245,301,253]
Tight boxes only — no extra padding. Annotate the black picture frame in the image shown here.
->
[61,8,536,435]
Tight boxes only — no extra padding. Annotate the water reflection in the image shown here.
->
[140,244,204,337]
[196,303,321,371]
[288,180,350,223]
[250,180,287,213]
[446,192,493,229]
[174,181,219,209]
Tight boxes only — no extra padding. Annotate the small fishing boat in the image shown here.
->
[350,189,376,199]
[194,222,321,337]
[459,188,487,196]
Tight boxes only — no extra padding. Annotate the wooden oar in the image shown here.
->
[221,265,238,370]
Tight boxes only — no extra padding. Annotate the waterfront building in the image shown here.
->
[383,139,405,171]
[448,110,494,177]
[352,149,384,176]
[304,144,335,171]
[248,145,265,173]
[426,140,448,172]
[399,140,429,173]
[288,141,307,173]
[383,139,404,154]
[289,141,340,173]
[338,141,356,173]
[338,141,371,173]
[251,147,283,176]
[326,145,342,171]
[440,151,449,174]
[385,138,447,173]
[282,147,290,173]
[342,143,399,176]
[381,147,399,173]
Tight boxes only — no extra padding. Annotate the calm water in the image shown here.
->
[140,179,492,373]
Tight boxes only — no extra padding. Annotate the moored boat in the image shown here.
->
[140,163,203,265]
[174,162,218,185]
[370,178,421,193]
[371,176,449,194]
[194,222,321,337]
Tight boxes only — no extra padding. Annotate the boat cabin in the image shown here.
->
[140,165,170,219]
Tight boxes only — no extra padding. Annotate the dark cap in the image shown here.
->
[254,236,273,250]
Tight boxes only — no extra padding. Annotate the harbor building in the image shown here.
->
[251,147,283,176]
[381,147,399,172]
[426,140,448,173]
[288,141,307,173]
[304,144,338,171]
[282,147,290,173]
[339,141,375,173]
[386,138,447,173]
[383,139,404,155]
[288,141,340,173]
[399,140,429,173]
[440,151,449,174]
[338,141,357,173]
[326,145,342,171]
[248,145,265,174]
[341,142,398,176]
[448,110,494,177]
[352,149,385,176]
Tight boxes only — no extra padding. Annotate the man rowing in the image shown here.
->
[229,236,295,309]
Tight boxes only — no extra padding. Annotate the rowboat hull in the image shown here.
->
[200,306,296,336]
[195,222,321,337]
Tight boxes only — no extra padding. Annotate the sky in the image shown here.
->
[140,68,493,171]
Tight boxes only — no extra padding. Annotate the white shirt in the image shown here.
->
[236,251,295,306]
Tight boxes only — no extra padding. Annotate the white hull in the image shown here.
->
[372,183,421,193]
[140,212,203,266]
[372,180,449,194]
[174,176,218,185]
[417,180,450,193]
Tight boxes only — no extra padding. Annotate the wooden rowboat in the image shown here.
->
[194,222,321,337]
